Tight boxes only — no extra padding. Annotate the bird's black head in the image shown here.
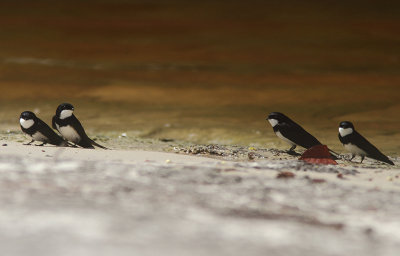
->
[339,121,354,129]
[56,103,75,119]
[19,111,37,129]
[266,112,292,127]
[20,111,37,120]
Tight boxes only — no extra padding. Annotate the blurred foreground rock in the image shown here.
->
[0,154,399,256]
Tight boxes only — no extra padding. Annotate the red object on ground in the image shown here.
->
[299,145,337,165]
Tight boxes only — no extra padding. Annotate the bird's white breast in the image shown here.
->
[268,119,279,127]
[59,125,80,143]
[275,130,295,146]
[32,131,47,142]
[344,143,366,156]
[60,110,73,119]
[20,118,34,129]
[339,127,353,137]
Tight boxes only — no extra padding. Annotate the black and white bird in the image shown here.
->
[19,111,68,146]
[267,112,323,153]
[338,121,394,165]
[52,103,107,149]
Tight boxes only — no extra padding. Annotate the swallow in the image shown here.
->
[20,111,68,146]
[338,121,394,165]
[52,103,107,149]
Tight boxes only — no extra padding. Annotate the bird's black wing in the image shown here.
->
[279,122,322,149]
[71,115,107,149]
[338,133,347,145]
[353,131,394,165]
[52,115,58,130]
[68,115,93,148]
[37,118,67,146]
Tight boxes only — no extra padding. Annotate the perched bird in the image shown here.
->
[52,103,107,149]
[338,121,394,165]
[267,112,322,153]
[19,111,68,146]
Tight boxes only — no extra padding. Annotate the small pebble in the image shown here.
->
[248,152,255,160]
[2,144,7,146]
[311,179,326,183]
[276,171,295,179]
[364,227,374,235]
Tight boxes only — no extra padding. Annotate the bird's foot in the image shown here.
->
[343,155,355,162]
[23,140,34,146]
[287,150,301,156]
[342,155,353,162]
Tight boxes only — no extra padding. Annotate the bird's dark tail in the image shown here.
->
[385,159,395,165]
[375,154,395,165]
[90,139,108,150]
[77,138,95,149]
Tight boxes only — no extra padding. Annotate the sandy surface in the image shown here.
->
[0,140,400,256]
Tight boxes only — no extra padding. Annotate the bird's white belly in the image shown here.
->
[275,131,295,146]
[59,125,80,143]
[32,131,47,142]
[344,143,366,156]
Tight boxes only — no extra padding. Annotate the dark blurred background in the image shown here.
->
[0,0,399,152]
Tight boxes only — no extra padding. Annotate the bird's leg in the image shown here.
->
[360,156,365,164]
[349,154,355,161]
[287,145,300,156]
[23,139,34,146]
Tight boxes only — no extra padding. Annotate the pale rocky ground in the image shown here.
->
[0,139,399,256]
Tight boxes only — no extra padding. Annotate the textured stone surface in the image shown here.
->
[0,154,399,256]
